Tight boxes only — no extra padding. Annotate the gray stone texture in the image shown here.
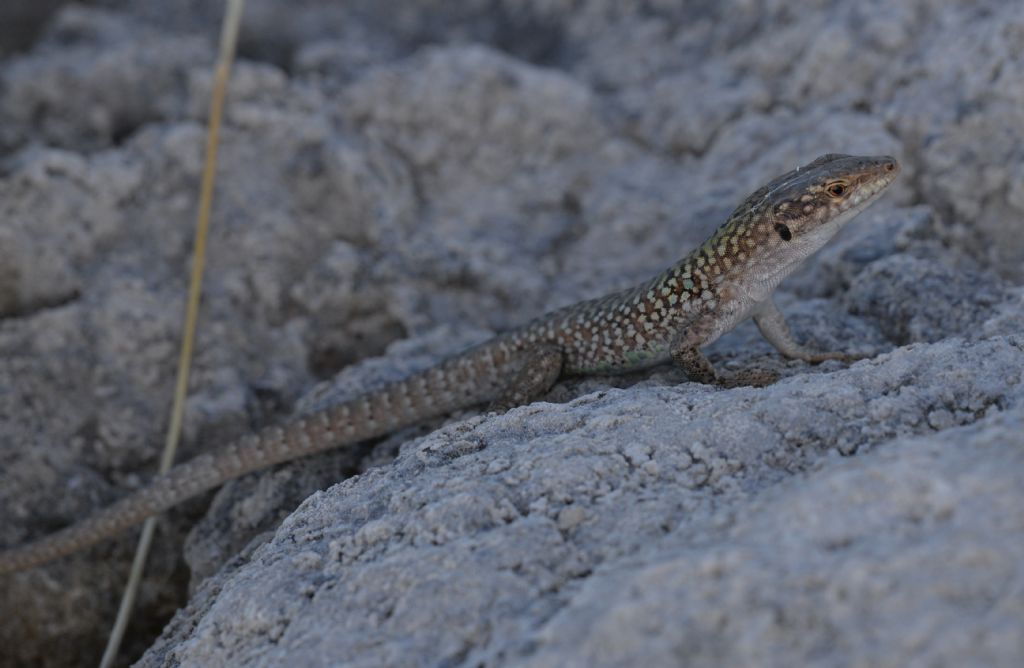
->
[1,1,1022,667]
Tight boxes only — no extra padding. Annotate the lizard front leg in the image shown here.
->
[670,326,778,388]
[488,344,564,412]
[752,298,865,364]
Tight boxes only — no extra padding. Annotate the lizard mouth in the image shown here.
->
[843,158,900,211]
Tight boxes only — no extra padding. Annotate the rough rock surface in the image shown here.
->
[141,339,1024,668]
[0,2,1022,667]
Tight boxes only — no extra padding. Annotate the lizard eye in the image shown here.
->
[826,182,847,197]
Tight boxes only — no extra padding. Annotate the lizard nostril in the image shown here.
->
[884,161,896,172]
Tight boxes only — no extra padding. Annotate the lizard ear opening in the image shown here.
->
[774,223,792,241]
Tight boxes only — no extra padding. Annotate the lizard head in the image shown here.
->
[754,153,899,248]
[704,154,899,298]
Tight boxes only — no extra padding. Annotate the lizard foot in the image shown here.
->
[718,367,780,388]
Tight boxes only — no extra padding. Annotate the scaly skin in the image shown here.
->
[0,153,899,574]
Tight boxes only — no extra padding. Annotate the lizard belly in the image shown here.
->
[564,344,671,376]
[561,344,671,374]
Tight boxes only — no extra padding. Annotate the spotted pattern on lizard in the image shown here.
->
[0,153,899,574]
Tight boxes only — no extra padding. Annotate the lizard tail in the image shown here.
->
[0,342,516,575]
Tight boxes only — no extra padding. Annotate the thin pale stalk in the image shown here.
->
[99,1,246,666]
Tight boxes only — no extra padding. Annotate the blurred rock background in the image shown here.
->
[0,2,1021,667]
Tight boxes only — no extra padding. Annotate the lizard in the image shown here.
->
[0,153,899,575]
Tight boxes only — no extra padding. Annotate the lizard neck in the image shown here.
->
[531,206,839,375]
